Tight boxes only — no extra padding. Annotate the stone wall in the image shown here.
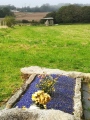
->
[21,66,90,83]
[1,66,88,120]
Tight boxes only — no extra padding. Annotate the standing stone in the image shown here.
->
[45,20,49,26]
[50,20,54,25]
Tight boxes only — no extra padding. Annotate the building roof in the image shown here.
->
[42,17,54,20]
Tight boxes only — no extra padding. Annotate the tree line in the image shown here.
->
[45,5,90,23]
[0,4,70,13]
[0,3,90,13]
[0,4,90,26]
[18,3,70,12]
[0,7,14,18]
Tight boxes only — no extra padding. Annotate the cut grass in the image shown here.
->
[0,24,90,106]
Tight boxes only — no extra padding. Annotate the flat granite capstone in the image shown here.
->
[0,108,74,120]
[0,66,87,120]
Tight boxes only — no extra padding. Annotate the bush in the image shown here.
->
[4,16,15,27]
[30,20,40,26]
[22,19,30,23]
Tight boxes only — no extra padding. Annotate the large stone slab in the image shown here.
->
[21,66,90,82]
[73,78,82,120]
[1,66,84,120]
[0,108,74,120]
[20,66,83,120]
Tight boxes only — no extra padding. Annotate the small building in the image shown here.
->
[42,17,54,26]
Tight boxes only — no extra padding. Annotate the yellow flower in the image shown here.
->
[32,90,51,106]
[37,90,44,95]
[22,106,27,110]
[32,94,37,101]
[43,105,47,109]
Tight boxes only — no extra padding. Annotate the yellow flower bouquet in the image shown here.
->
[31,74,57,109]
[32,90,51,109]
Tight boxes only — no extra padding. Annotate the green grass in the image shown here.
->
[0,24,90,106]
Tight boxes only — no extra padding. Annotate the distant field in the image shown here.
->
[0,24,90,106]
[14,12,49,21]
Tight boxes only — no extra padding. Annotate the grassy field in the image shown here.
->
[0,24,90,106]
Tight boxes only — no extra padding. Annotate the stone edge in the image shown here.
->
[2,66,89,120]
[20,66,85,119]
[5,73,36,109]
[73,78,82,120]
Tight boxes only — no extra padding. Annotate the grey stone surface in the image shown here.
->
[21,66,90,81]
[0,108,74,120]
[20,66,84,120]
[82,83,90,120]
[5,74,36,109]
[5,89,23,109]
[2,66,84,120]
[73,78,82,120]
[25,73,36,85]
[0,108,38,120]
